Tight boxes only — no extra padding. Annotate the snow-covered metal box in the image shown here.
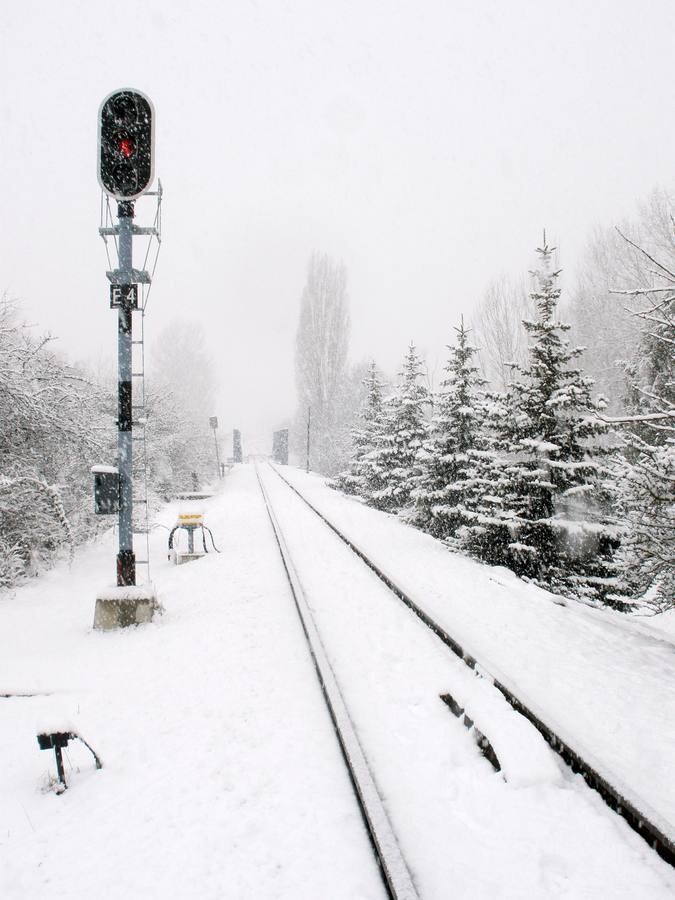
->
[91,465,119,515]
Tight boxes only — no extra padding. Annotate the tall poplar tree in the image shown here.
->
[293,253,351,475]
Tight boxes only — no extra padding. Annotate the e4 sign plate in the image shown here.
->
[110,284,139,309]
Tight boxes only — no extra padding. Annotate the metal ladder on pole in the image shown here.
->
[131,309,151,583]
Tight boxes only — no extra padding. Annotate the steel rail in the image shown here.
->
[255,465,419,900]
[268,464,675,869]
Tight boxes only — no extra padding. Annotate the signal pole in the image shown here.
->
[117,201,135,585]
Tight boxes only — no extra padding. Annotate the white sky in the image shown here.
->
[1,0,674,447]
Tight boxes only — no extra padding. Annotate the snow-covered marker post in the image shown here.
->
[233,428,243,463]
[209,416,222,478]
[93,89,157,629]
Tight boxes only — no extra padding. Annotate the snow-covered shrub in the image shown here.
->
[0,539,24,589]
[0,297,109,588]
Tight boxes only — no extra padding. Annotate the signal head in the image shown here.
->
[98,89,154,200]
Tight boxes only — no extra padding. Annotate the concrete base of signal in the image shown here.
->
[169,550,205,566]
[93,585,159,630]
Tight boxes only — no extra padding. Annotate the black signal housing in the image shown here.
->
[98,89,154,200]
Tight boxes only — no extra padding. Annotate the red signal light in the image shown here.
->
[99,89,154,199]
[118,137,135,159]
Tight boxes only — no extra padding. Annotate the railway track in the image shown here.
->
[255,464,419,900]
[263,462,675,871]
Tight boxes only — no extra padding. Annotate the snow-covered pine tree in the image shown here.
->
[411,319,488,541]
[333,361,386,495]
[477,239,620,603]
[364,343,428,512]
[457,389,515,565]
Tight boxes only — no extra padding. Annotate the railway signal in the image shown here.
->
[98,89,154,200]
[93,88,160,630]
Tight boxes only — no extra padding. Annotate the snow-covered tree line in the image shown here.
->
[335,230,674,612]
[602,229,674,610]
[0,296,109,587]
[0,299,219,591]
[147,319,219,498]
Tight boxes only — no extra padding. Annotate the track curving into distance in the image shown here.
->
[267,463,675,870]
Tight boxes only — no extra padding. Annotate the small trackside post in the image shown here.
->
[209,416,222,479]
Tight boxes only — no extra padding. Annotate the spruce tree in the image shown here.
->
[411,319,488,542]
[333,362,386,496]
[458,390,515,565]
[476,239,620,602]
[364,343,428,512]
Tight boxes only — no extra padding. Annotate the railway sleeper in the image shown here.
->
[440,692,502,774]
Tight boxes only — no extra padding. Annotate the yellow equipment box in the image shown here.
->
[178,512,204,526]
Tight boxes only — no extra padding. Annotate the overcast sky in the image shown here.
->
[1,1,674,448]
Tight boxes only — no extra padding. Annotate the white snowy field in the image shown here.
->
[276,465,675,838]
[0,464,673,899]
[0,469,384,900]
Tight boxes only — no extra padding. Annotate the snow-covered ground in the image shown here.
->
[1,464,673,898]
[1,468,384,899]
[276,465,675,837]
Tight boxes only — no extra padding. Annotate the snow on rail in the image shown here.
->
[255,464,419,900]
